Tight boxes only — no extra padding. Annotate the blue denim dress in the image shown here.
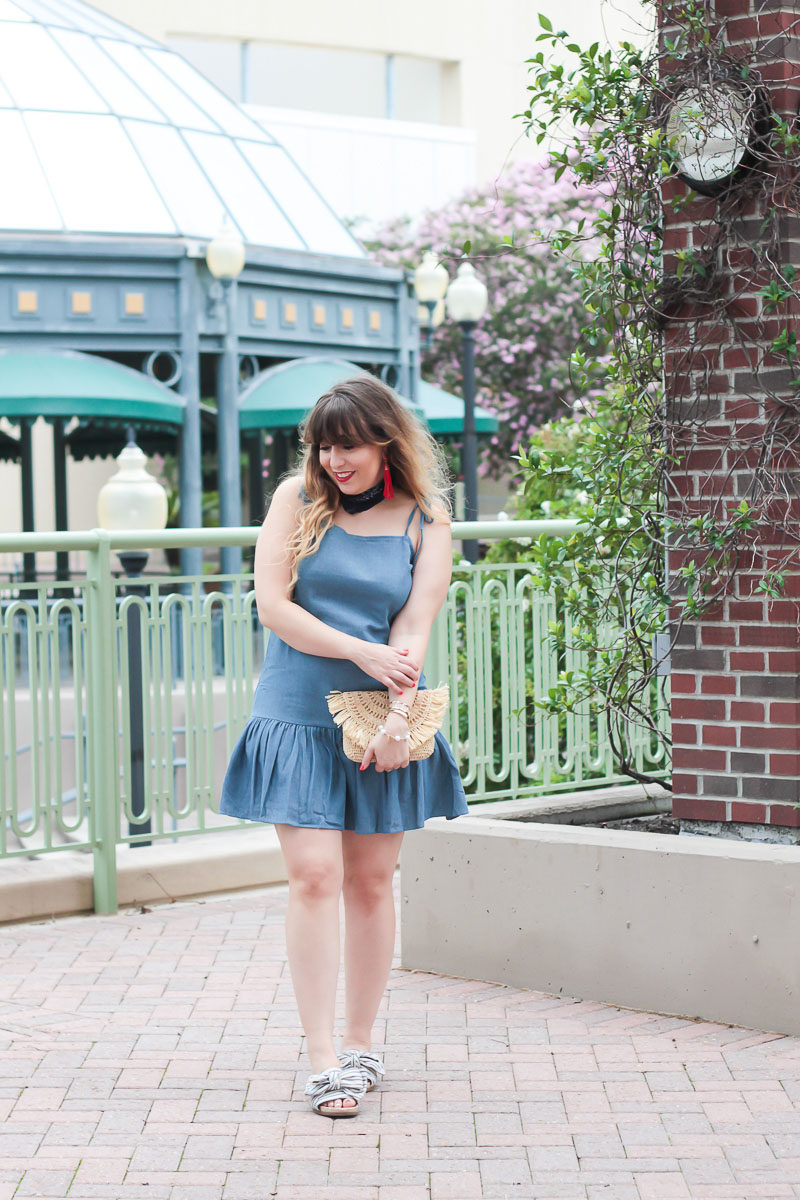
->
[219,504,469,834]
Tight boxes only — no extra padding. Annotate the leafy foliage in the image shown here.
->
[512,0,800,784]
[484,385,671,784]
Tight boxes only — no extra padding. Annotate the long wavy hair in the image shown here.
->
[284,375,451,591]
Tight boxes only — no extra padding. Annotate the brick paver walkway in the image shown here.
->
[0,879,799,1200]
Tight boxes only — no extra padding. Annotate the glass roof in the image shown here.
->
[0,0,365,257]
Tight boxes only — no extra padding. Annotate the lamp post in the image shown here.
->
[97,434,168,846]
[413,250,449,350]
[206,221,246,577]
[446,262,488,564]
[417,297,446,350]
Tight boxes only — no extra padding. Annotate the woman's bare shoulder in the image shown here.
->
[428,500,452,526]
[268,475,305,512]
[257,477,305,539]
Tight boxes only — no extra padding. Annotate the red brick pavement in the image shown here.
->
[0,878,798,1199]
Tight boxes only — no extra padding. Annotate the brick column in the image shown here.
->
[665,2,800,841]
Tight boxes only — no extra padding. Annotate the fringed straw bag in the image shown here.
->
[325,686,449,763]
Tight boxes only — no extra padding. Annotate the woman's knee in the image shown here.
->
[276,825,343,901]
[341,830,403,908]
[289,858,343,902]
[342,867,394,909]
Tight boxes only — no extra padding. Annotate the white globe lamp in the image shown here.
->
[446,262,489,324]
[205,221,246,280]
[413,251,449,350]
[413,251,449,304]
[97,441,168,534]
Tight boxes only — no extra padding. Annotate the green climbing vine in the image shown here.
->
[504,0,800,785]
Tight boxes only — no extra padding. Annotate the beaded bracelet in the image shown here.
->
[378,723,411,743]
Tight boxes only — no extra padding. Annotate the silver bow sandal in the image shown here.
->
[304,1064,366,1118]
[337,1048,386,1092]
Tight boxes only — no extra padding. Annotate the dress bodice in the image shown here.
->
[252,512,428,726]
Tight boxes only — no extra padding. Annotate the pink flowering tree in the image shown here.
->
[364,158,610,479]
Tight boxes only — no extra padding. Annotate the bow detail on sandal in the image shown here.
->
[337,1048,386,1091]
[304,1064,366,1117]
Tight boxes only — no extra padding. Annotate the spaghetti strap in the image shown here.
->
[403,503,420,537]
[410,507,433,567]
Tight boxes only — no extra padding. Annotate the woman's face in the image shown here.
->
[318,437,384,495]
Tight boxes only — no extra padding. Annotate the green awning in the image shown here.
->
[0,350,186,427]
[238,357,496,435]
[417,378,498,435]
[239,358,425,431]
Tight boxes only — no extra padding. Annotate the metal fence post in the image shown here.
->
[425,607,448,691]
[118,552,152,846]
[86,531,119,914]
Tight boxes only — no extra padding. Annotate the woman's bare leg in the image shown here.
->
[340,830,404,1052]
[275,824,354,1109]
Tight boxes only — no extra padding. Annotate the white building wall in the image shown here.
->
[89,0,650,209]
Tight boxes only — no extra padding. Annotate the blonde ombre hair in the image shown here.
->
[284,375,451,591]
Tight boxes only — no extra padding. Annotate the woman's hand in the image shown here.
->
[360,713,410,773]
[353,643,419,695]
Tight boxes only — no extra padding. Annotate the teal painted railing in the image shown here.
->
[0,522,668,913]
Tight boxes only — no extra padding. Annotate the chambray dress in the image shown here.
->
[219,504,469,834]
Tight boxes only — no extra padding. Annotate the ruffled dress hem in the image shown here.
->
[220,713,469,836]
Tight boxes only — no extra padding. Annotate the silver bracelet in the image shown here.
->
[378,723,410,743]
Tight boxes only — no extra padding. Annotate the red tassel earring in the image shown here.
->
[382,455,394,499]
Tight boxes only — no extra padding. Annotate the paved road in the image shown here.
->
[0,878,798,1199]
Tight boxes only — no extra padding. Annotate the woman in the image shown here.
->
[220,376,469,1118]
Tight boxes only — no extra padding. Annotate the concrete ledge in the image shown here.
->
[0,852,95,923]
[399,814,800,1035]
[468,782,670,824]
[0,827,287,923]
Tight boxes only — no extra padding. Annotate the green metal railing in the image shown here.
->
[0,522,668,913]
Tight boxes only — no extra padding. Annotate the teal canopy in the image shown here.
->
[0,350,186,427]
[0,349,188,564]
[238,357,497,435]
[239,358,423,431]
[416,378,498,435]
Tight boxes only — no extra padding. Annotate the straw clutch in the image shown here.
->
[325,685,449,763]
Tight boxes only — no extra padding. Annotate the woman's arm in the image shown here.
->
[360,515,453,771]
[386,516,453,706]
[253,477,419,693]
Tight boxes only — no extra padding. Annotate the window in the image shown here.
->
[165,36,449,124]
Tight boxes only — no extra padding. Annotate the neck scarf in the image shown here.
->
[340,480,386,514]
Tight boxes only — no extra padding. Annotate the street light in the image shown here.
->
[206,221,246,280]
[206,220,246,577]
[98,434,168,846]
[413,251,449,350]
[417,298,446,349]
[446,262,488,564]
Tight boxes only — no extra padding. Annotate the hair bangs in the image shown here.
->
[285,373,452,591]
[303,389,377,448]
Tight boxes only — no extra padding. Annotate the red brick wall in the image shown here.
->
[664,1,800,828]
